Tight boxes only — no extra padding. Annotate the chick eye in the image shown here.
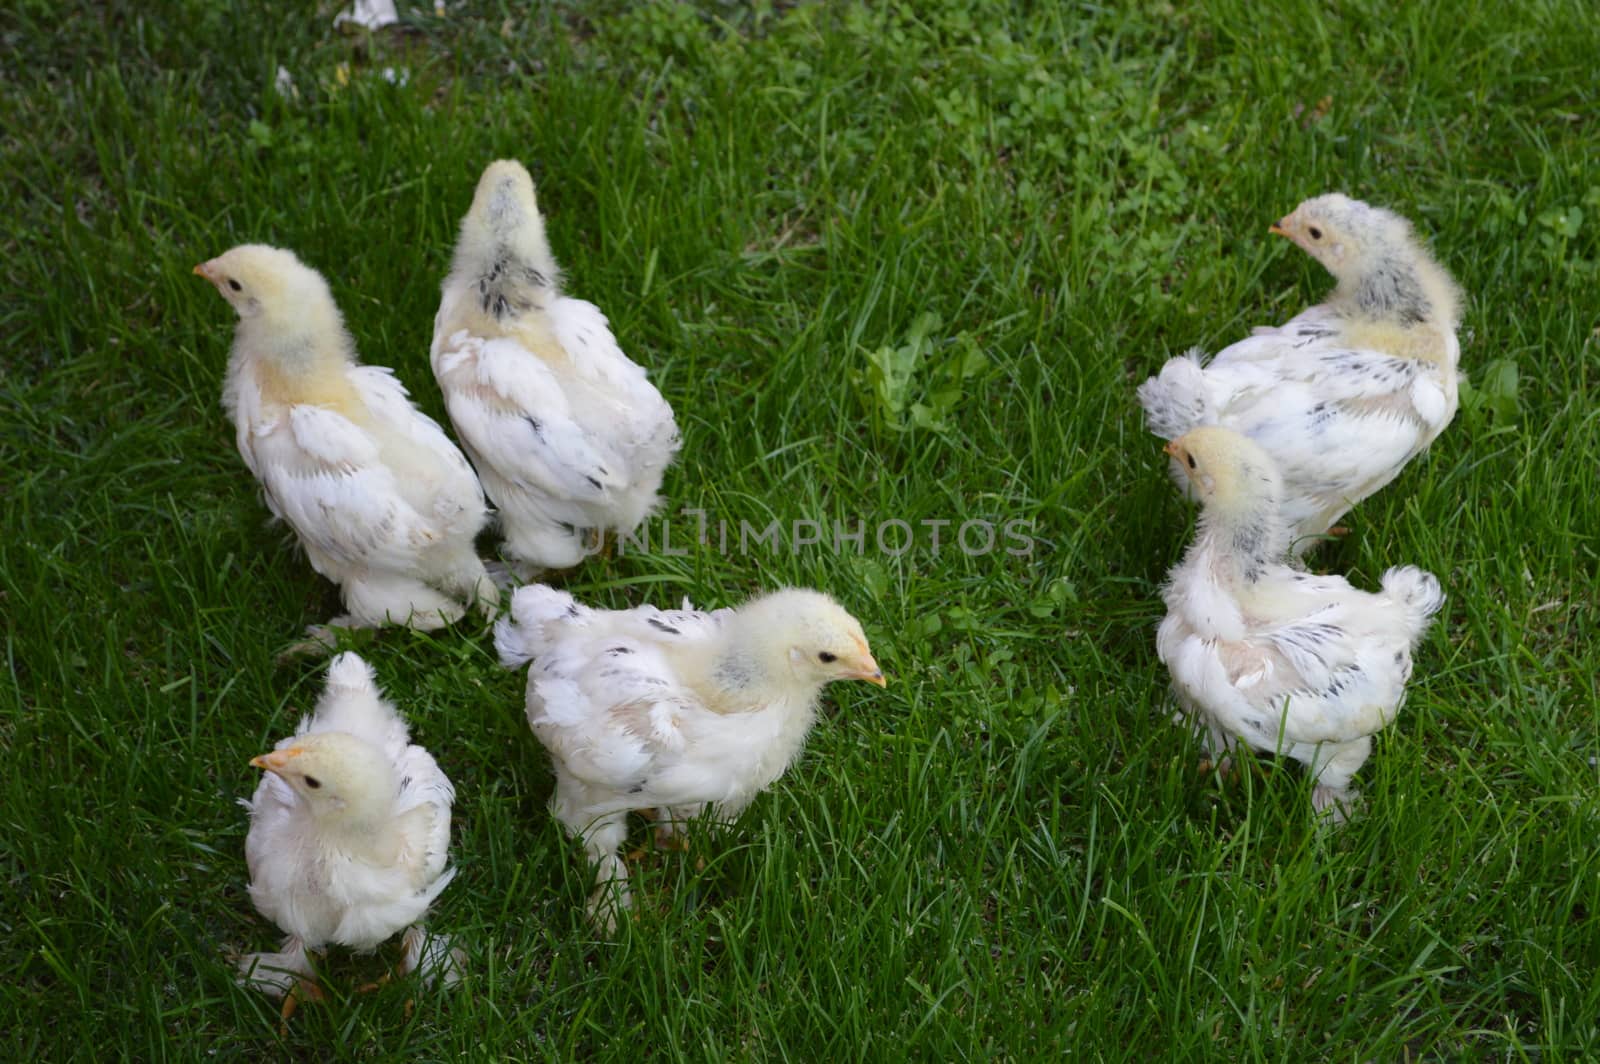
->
[303,775,322,789]
[1307,226,1323,240]
[227,278,242,292]
[817,652,837,663]
[1185,454,1197,469]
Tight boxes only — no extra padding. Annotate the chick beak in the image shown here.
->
[1268,221,1291,239]
[249,749,299,776]
[850,653,887,687]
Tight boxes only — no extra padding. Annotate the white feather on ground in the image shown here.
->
[496,584,885,931]
[1156,427,1445,822]
[432,160,679,574]
[1137,194,1462,556]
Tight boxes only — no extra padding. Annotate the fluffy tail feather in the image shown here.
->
[304,652,406,744]
[1136,349,1212,440]
[1381,566,1446,641]
[325,651,379,696]
[495,584,582,668]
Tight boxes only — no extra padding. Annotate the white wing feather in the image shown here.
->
[1139,310,1457,549]
[436,332,626,501]
[1159,552,1441,754]
[236,393,438,575]
[430,285,680,562]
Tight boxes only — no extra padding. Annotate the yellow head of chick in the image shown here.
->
[1269,193,1407,277]
[1164,426,1282,518]
[195,244,350,364]
[736,589,887,690]
[250,732,395,826]
[195,245,334,323]
[448,159,561,296]
[1269,194,1459,330]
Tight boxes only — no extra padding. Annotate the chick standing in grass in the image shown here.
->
[1137,194,1462,556]
[1156,427,1444,821]
[496,585,885,932]
[238,652,462,1016]
[431,160,680,578]
[196,245,498,643]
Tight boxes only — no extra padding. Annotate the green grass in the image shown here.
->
[3,0,1598,1058]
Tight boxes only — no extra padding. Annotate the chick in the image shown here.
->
[238,653,462,1015]
[431,160,680,576]
[495,585,885,931]
[196,245,498,643]
[1137,194,1462,556]
[1156,427,1444,821]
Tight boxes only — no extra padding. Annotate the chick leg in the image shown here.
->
[343,574,467,632]
[435,549,501,620]
[581,813,633,935]
[501,516,591,572]
[397,925,466,989]
[237,936,318,997]
[652,805,700,851]
[284,570,472,657]
[278,623,354,660]
[483,559,533,591]
[1304,736,1372,825]
[1197,722,1240,779]
[356,925,465,1011]
[238,936,324,1030]
[278,979,325,1029]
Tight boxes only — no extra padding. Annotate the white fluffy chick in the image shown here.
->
[196,244,498,643]
[1138,193,1462,556]
[495,585,885,931]
[431,160,680,575]
[1156,427,1445,821]
[238,653,461,1016]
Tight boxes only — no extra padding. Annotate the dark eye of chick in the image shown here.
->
[227,278,242,291]
[1307,226,1323,240]
[817,652,837,663]
[1186,453,1197,469]
[303,775,322,789]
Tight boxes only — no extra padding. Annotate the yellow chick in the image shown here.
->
[238,653,462,1019]
[495,585,885,932]
[1157,427,1444,821]
[196,245,498,643]
[431,160,680,578]
[1138,194,1462,556]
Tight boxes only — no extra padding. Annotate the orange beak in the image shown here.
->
[1163,440,1181,458]
[1268,221,1291,239]
[850,652,887,687]
[193,260,219,283]
[249,748,301,774]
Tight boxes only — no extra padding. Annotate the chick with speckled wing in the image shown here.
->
[1156,427,1444,822]
[1137,194,1463,557]
[430,160,680,579]
[496,585,885,932]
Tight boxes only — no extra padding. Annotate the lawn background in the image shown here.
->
[3,0,1598,1058]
